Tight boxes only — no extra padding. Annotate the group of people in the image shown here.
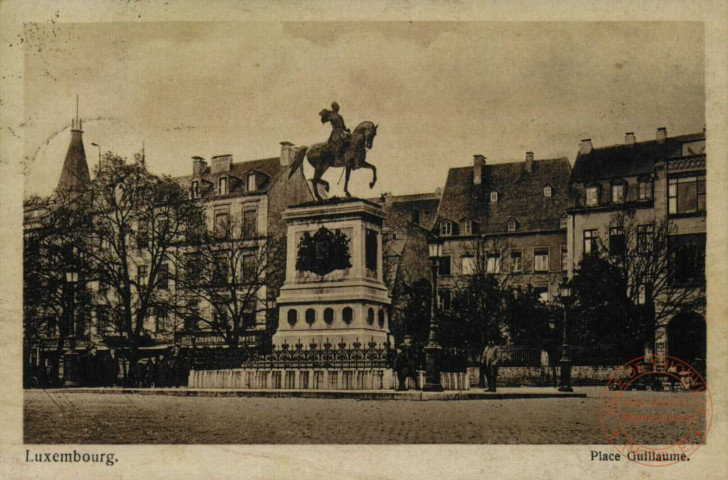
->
[393,336,503,392]
[77,346,190,388]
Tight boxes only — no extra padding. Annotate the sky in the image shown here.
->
[22,21,705,198]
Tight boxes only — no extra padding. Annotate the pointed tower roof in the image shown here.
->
[56,97,91,192]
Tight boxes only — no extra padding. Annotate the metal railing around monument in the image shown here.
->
[244,340,392,370]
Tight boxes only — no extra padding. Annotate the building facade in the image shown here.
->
[567,128,706,371]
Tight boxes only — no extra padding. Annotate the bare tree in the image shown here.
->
[78,153,205,375]
[177,214,285,350]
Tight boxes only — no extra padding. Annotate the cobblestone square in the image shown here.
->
[23,388,707,444]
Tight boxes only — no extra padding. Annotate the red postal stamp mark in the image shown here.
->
[600,355,712,467]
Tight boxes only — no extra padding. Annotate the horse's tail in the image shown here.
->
[288,146,308,179]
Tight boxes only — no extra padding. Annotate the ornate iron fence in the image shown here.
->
[244,340,392,370]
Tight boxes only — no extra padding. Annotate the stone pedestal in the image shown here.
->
[273,198,392,348]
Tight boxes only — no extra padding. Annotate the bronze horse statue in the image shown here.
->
[288,120,378,201]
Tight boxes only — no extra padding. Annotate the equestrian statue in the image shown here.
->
[288,101,378,201]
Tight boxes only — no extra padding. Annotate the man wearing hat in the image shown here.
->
[320,101,351,161]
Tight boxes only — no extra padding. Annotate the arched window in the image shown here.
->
[367,308,375,325]
[378,309,385,328]
[490,191,499,202]
[287,309,298,327]
[342,307,354,325]
[305,308,316,326]
[324,308,334,325]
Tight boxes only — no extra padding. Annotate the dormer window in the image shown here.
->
[490,191,499,202]
[639,179,652,200]
[543,186,552,198]
[611,182,625,203]
[219,177,228,195]
[440,220,452,236]
[247,173,257,192]
[560,215,568,229]
[461,219,472,236]
[190,180,200,199]
[586,186,599,206]
[507,218,517,232]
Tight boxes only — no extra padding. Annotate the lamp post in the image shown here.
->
[558,282,573,392]
[548,318,558,388]
[62,269,80,387]
[423,237,444,392]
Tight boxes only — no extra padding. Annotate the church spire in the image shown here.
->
[56,95,91,192]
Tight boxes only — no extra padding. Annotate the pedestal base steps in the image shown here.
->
[188,368,470,391]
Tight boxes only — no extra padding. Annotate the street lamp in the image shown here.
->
[558,282,573,392]
[62,267,80,387]
[423,236,444,392]
[548,317,558,388]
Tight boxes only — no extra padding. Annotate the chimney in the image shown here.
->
[192,156,207,177]
[580,139,593,155]
[656,127,667,144]
[525,151,534,173]
[280,141,295,167]
[211,154,232,174]
[473,154,486,185]
[625,132,636,146]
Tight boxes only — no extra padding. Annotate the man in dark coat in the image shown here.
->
[481,339,502,392]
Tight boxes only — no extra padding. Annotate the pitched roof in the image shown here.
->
[437,157,571,234]
[372,192,441,232]
[571,132,705,183]
[56,129,90,192]
[175,157,284,198]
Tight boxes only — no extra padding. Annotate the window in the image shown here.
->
[185,304,198,331]
[412,209,420,225]
[242,254,256,283]
[668,234,706,286]
[439,256,451,276]
[486,254,501,274]
[544,186,552,198]
[510,251,522,273]
[461,255,476,275]
[461,220,472,235]
[324,308,334,325]
[342,307,353,325]
[609,227,626,256]
[136,224,149,250]
[378,309,385,328]
[438,289,451,311]
[155,306,168,333]
[191,180,200,199]
[214,211,230,237]
[636,284,648,306]
[305,308,316,326]
[586,186,599,206]
[367,308,375,325]
[287,309,298,326]
[611,183,625,203]
[561,245,568,272]
[365,229,378,272]
[668,176,706,214]
[95,308,110,335]
[247,173,257,192]
[637,224,654,254]
[583,230,598,256]
[158,263,169,290]
[490,191,498,202]
[440,220,452,236]
[243,301,256,328]
[242,209,257,238]
[213,254,229,284]
[137,265,148,286]
[560,215,568,229]
[218,177,228,195]
[639,180,652,200]
[507,218,517,232]
[534,248,549,272]
[212,307,228,325]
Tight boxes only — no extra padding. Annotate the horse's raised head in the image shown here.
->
[365,122,378,149]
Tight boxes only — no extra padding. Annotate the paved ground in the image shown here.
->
[24,387,708,444]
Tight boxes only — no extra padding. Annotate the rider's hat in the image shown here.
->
[331,101,340,111]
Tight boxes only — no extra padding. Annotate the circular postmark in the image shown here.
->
[600,355,712,467]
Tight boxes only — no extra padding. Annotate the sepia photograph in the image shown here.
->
[2,1,727,479]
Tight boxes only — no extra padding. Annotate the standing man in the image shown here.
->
[481,339,502,392]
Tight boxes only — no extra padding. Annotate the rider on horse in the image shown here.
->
[320,101,351,163]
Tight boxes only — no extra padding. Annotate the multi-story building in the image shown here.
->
[433,152,572,307]
[567,128,706,370]
[173,142,314,349]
